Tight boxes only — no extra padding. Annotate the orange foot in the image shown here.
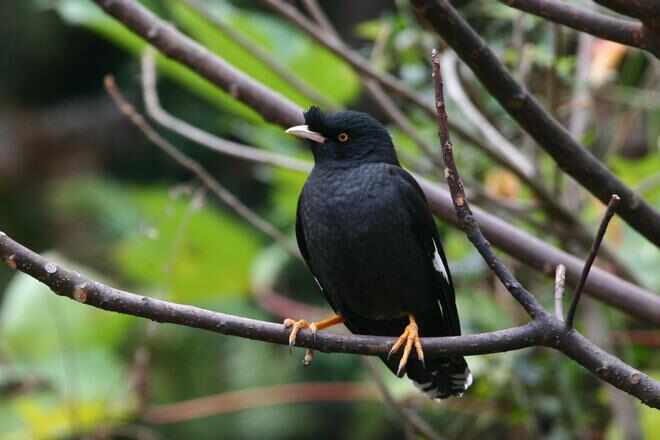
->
[387,315,425,376]
[283,314,344,347]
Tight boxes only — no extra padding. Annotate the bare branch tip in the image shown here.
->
[104,74,116,90]
[554,264,566,321]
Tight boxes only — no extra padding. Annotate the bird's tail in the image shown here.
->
[404,356,473,399]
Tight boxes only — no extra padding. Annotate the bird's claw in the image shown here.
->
[283,318,317,349]
[388,319,425,376]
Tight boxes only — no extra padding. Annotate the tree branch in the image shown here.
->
[432,49,547,320]
[271,0,638,282]
[0,231,543,358]
[2,210,659,406]
[430,48,660,408]
[140,49,311,173]
[93,0,302,127]
[86,0,660,324]
[145,382,378,424]
[499,0,660,57]
[260,0,489,156]
[412,0,660,247]
[566,195,621,327]
[594,0,660,32]
[440,52,636,281]
[182,0,338,111]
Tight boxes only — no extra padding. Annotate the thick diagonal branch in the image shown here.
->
[412,0,660,247]
[499,0,659,57]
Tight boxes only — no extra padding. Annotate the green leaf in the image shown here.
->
[2,350,132,439]
[169,1,360,108]
[0,258,135,438]
[0,254,134,360]
[114,186,261,301]
[610,154,660,202]
[51,0,262,121]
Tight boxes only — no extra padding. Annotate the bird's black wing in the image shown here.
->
[295,192,340,312]
[389,165,461,336]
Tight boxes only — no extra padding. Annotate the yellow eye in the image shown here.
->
[338,132,349,142]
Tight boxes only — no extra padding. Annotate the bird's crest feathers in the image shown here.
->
[304,106,326,134]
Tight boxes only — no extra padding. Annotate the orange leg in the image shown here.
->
[387,315,425,376]
[283,314,344,347]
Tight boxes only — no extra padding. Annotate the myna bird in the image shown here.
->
[285,107,472,399]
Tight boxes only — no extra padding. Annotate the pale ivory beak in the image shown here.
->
[285,125,326,143]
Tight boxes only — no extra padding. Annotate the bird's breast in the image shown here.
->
[300,164,435,320]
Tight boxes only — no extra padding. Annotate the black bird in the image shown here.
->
[285,107,472,399]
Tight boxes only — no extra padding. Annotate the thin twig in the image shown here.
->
[431,49,546,319]
[262,0,489,156]
[554,264,566,321]
[141,49,311,173]
[439,47,635,282]
[299,0,442,168]
[145,382,378,423]
[182,0,337,110]
[566,195,621,327]
[300,0,337,38]
[419,176,660,324]
[441,52,535,178]
[104,75,300,259]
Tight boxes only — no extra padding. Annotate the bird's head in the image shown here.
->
[286,107,399,166]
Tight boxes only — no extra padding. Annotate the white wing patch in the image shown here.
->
[313,276,323,292]
[431,239,450,283]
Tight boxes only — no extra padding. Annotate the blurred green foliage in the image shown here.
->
[1,0,659,439]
